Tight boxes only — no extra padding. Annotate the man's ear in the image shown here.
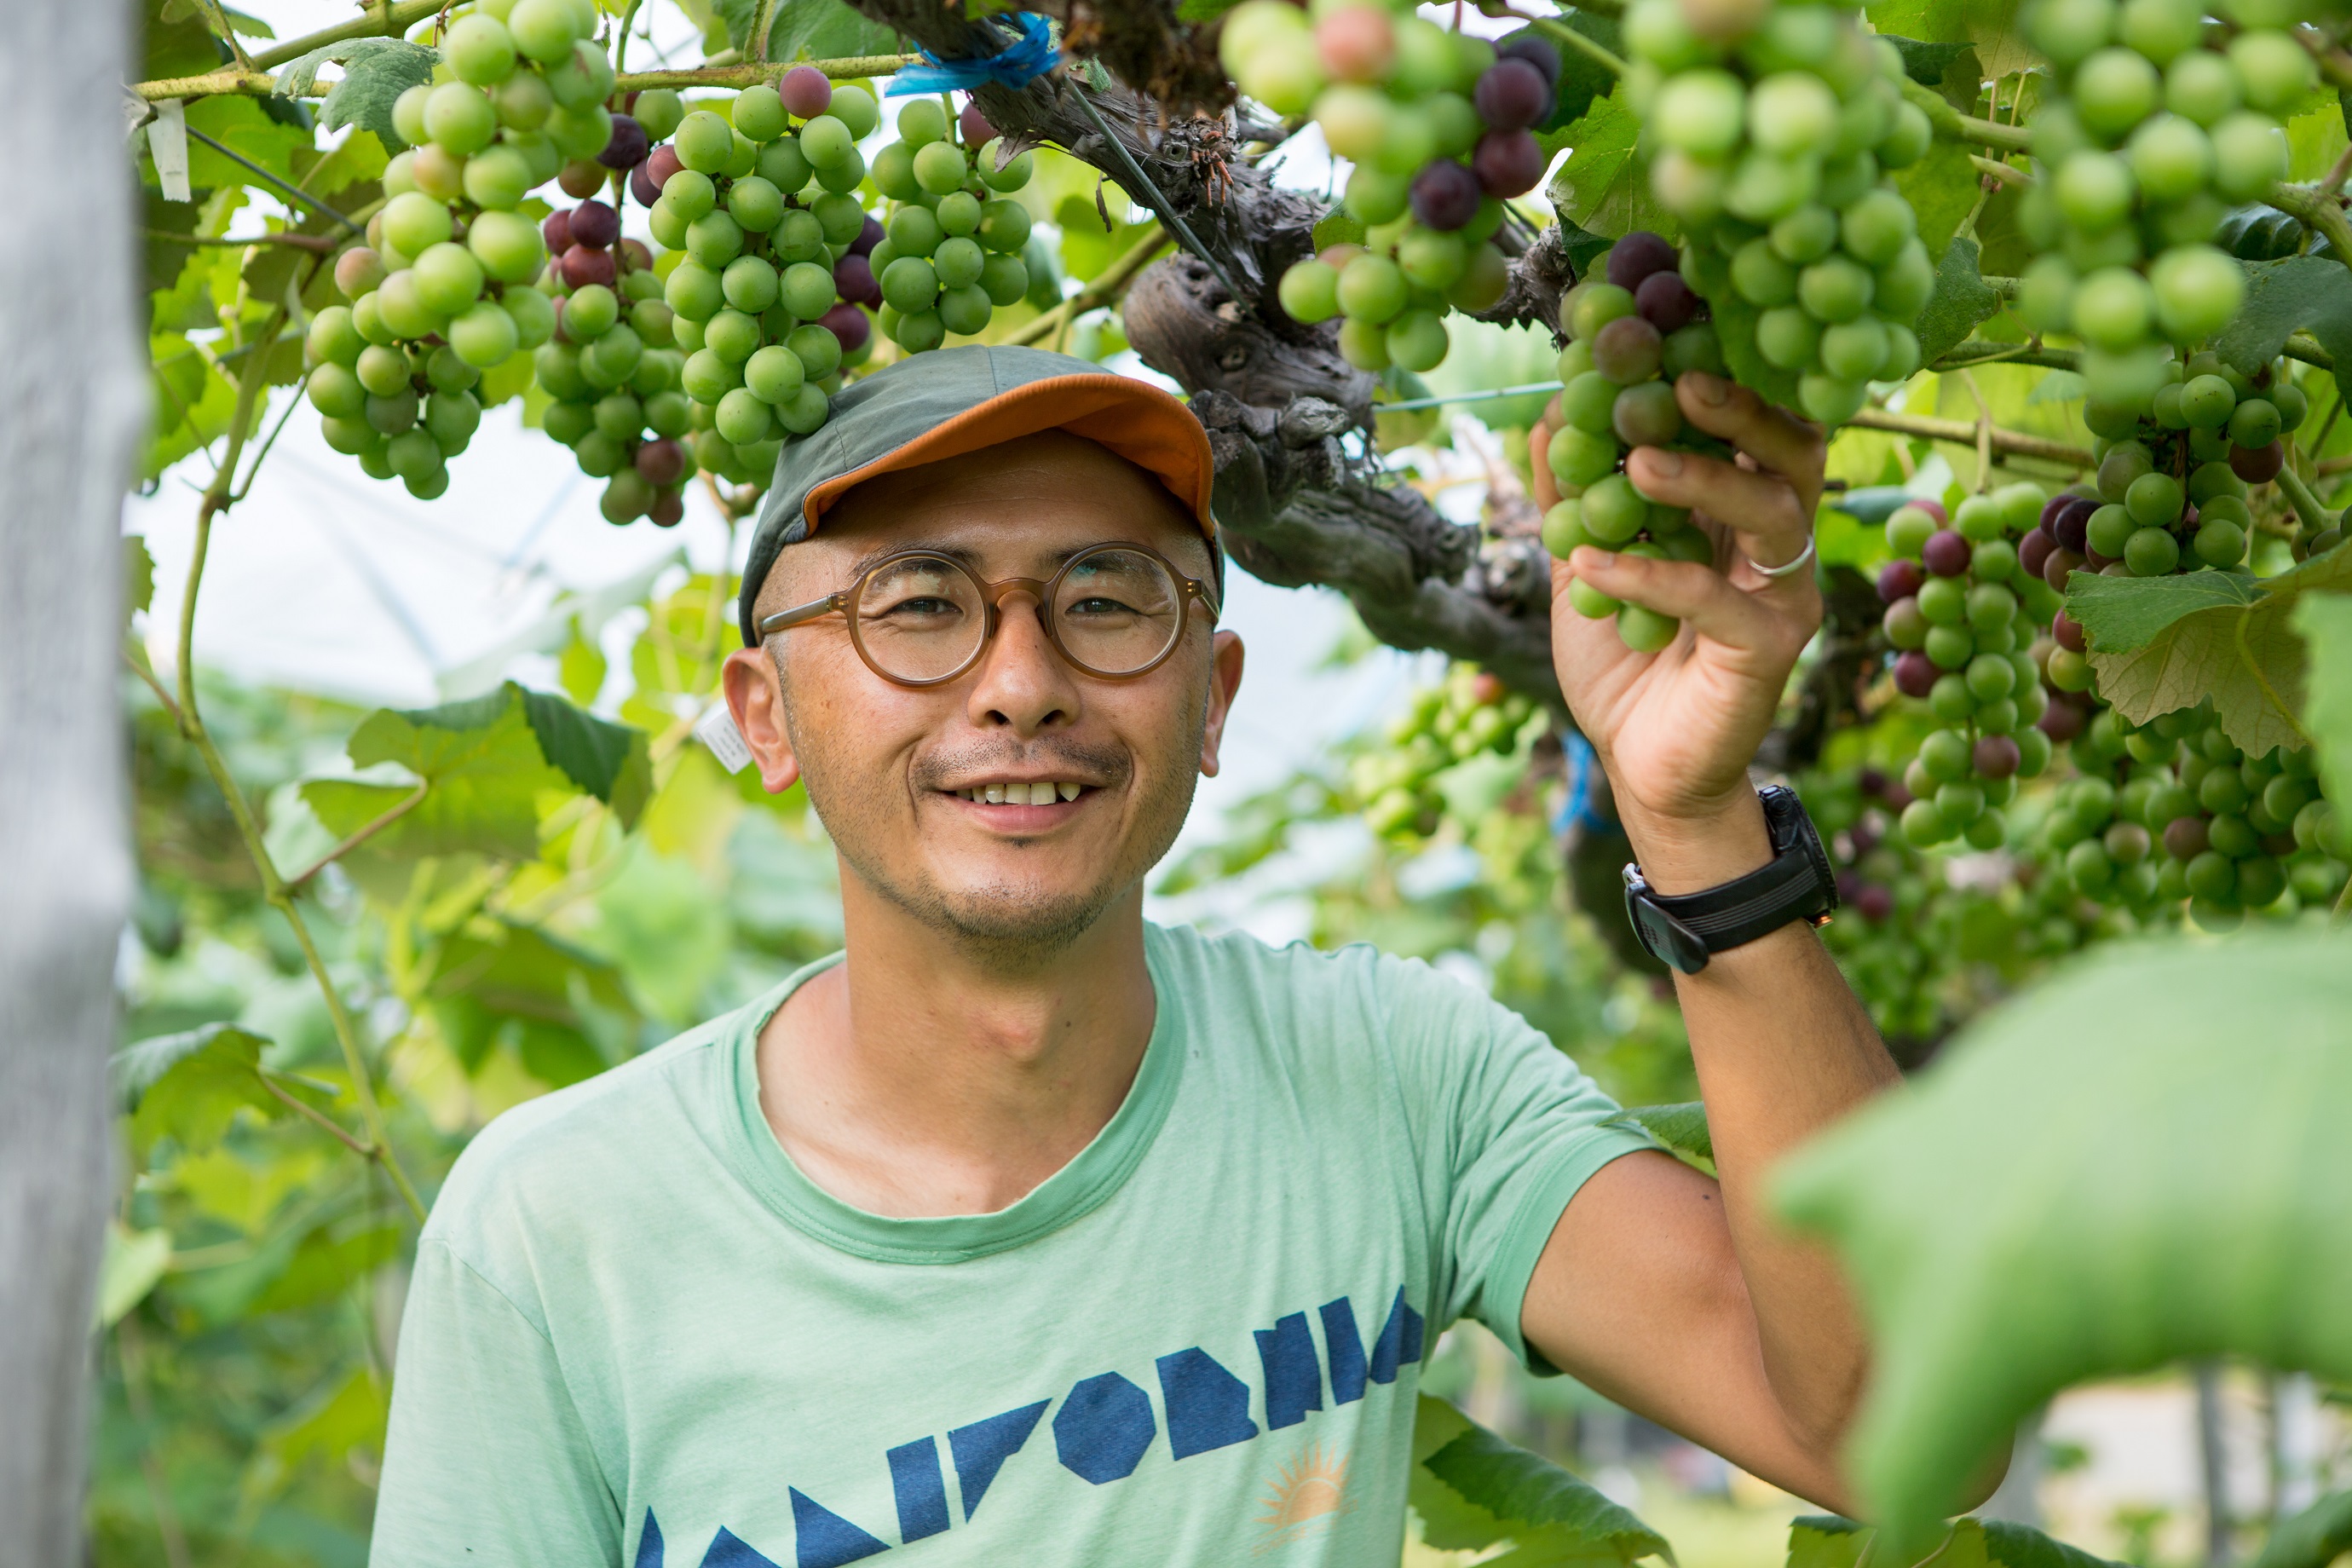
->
[722,645,801,795]
[1198,630,1245,780]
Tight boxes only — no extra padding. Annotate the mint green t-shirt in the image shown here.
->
[372,923,1652,1567]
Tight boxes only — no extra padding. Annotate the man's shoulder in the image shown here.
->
[421,986,775,1260]
[1146,920,1513,1044]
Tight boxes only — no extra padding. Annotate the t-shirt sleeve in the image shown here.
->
[1375,954,1657,1370]
[371,1237,625,1568]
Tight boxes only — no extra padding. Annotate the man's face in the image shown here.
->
[722,431,1245,960]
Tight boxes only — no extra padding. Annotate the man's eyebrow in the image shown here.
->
[839,539,1154,579]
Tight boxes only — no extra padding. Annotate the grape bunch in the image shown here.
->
[2049,353,2306,591]
[1536,232,1728,652]
[1224,0,1550,373]
[304,0,630,496]
[649,69,883,487]
[2090,704,2350,928]
[1350,666,1537,839]
[1628,0,1935,424]
[2011,0,2317,413]
[863,97,1039,352]
[1876,488,2068,849]
[531,199,695,525]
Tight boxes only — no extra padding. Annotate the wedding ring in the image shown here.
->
[1745,536,1816,579]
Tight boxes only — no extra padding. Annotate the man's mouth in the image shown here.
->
[948,781,1088,804]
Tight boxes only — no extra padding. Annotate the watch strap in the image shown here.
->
[1622,787,1837,975]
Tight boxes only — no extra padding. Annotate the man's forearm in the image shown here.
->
[1622,792,1900,1450]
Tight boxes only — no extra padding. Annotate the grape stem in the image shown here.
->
[130,0,445,99]
[167,283,429,1227]
[747,0,780,63]
[1968,154,2028,189]
[611,55,916,91]
[2274,464,2333,539]
[1930,339,2074,372]
[1846,407,2093,469]
[177,122,362,235]
[1900,80,2032,156]
[2267,182,2352,282]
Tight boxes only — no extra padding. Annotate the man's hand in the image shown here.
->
[1551,371,1826,889]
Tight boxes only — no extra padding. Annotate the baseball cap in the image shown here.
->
[737,344,1218,647]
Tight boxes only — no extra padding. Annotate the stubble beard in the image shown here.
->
[779,661,1209,967]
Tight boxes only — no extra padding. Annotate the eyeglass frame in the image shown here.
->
[754,539,1225,689]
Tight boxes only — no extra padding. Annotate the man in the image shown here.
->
[372,345,1899,1566]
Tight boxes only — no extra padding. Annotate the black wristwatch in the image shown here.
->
[1622,785,1837,975]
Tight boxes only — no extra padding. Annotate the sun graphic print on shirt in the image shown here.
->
[1253,1443,1352,1554]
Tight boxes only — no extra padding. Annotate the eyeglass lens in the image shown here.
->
[848,550,1186,683]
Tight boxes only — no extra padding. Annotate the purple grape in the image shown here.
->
[2231,441,2283,482]
[960,101,997,148]
[833,252,880,308]
[568,199,620,251]
[1877,558,1923,604]
[1973,735,2021,780]
[561,244,616,290]
[780,65,833,120]
[1472,130,1543,197]
[1499,35,1560,87]
[1856,883,1894,922]
[1473,59,1552,132]
[2053,497,2095,553]
[635,438,687,486]
[645,145,682,187]
[1894,649,1937,698]
[597,113,649,170]
[2040,697,2086,742]
[1611,380,1681,446]
[2164,816,2208,860]
[629,159,660,207]
[1634,271,1697,332]
[1590,314,1663,383]
[2018,526,2055,580]
[1409,159,1483,230]
[1605,231,1678,291]
[2052,610,2086,653]
[541,210,574,255]
[1923,528,1971,578]
[2038,493,2073,532]
[821,302,870,354]
[850,215,885,257]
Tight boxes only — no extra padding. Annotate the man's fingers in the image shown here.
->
[1623,445,1812,569]
[1672,372,1825,498]
[1566,546,1786,654]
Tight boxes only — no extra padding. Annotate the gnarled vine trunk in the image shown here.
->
[0,0,146,1559]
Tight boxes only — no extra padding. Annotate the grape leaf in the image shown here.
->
[2291,591,2352,819]
[2085,546,2352,753]
[1911,237,2003,364]
[1789,1516,1868,1568]
[1881,37,1981,111]
[2216,257,2352,383]
[428,918,636,1078]
[1982,1520,2130,1568]
[99,1222,175,1328]
[124,535,155,626]
[1421,1413,1676,1566]
[2251,1490,2352,1568]
[112,1023,281,1155]
[305,682,648,864]
[184,95,308,188]
[1604,1101,1711,1164]
[1773,928,2352,1563]
[1544,89,1673,243]
[316,39,439,147]
[255,1366,389,1490]
[1895,141,1982,267]
[2063,568,2263,652]
[766,0,902,60]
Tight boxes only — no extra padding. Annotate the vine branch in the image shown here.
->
[1848,406,2094,468]
[2267,182,2352,282]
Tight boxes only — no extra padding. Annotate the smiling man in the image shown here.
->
[372,345,1902,1567]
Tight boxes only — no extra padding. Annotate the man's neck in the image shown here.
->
[755,877,1158,1219]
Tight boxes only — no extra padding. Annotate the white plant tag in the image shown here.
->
[150,100,192,202]
[694,700,752,775]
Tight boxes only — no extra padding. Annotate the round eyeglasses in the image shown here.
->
[755,541,1222,688]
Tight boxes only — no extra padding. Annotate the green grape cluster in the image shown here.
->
[2084,704,2352,928]
[653,78,883,487]
[1226,0,1540,373]
[2039,352,2309,585]
[1349,666,1536,839]
[1629,0,1935,425]
[865,98,1040,352]
[533,245,696,525]
[304,0,622,495]
[1536,232,1729,652]
[2011,0,2317,412]
[1876,489,2067,849]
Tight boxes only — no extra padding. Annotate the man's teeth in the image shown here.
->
[960,782,1084,804]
